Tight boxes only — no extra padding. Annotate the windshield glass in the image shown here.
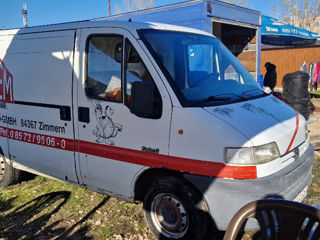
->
[139,29,264,107]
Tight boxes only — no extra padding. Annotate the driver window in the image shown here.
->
[86,36,123,102]
[125,39,154,103]
[85,36,162,118]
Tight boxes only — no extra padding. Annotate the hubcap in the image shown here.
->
[0,155,5,181]
[151,193,188,238]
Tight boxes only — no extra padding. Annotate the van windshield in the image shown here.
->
[139,29,264,107]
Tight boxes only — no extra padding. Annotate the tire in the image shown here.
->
[0,153,21,187]
[283,71,310,120]
[143,176,209,240]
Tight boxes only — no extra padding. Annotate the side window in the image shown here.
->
[125,40,162,119]
[125,40,154,103]
[86,36,123,102]
[85,36,162,118]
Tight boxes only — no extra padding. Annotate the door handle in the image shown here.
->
[78,107,90,123]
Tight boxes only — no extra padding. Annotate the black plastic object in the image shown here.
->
[223,199,320,240]
[78,107,90,123]
[282,71,310,120]
[130,81,162,119]
[130,81,155,117]
[60,106,71,121]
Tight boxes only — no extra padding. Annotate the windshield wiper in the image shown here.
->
[220,93,247,100]
[185,95,232,107]
[242,89,268,98]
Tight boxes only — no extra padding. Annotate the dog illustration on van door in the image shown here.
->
[93,103,122,145]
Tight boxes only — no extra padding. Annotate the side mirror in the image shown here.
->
[130,81,161,118]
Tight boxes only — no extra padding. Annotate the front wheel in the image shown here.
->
[0,153,21,187]
[143,177,209,240]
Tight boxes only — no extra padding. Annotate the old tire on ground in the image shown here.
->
[283,71,310,120]
[0,153,21,187]
[143,176,209,240]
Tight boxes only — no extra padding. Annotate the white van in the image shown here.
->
[0,20,314,239]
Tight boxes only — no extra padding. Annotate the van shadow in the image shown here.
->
[0,191,109,240]
[0,196,17,213]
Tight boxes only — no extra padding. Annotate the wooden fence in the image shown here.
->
[261,44,320,88]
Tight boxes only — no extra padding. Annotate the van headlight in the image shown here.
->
[225,142,280,165]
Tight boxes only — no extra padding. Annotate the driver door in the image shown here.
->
[73,27,172,198]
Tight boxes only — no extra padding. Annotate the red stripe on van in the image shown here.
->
[285,112,299,153]
[77,140,257,179]
[0,126,257,179]
[0,126,74,151]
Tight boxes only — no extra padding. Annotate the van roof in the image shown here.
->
[0,19,212,38]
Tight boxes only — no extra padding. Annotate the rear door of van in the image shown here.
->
[4,30,78,182]
[73,27,172,198]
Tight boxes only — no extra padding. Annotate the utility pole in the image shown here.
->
[108,0,111,16]
[22,2,28,28]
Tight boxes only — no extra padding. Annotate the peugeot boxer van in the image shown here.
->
[0,20,314,239]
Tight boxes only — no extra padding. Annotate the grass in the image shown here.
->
[310,90,320,94]
[0,175,155,240]
[304,154,320,206]
[310,90,320,98]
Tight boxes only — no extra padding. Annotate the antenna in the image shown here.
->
[22,2,28,28]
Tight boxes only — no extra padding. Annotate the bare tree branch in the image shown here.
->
[271,3,281,19]
[223,0,248,7]
[274,0,320,31]
[114,5,123,15]
[115,0,155,14]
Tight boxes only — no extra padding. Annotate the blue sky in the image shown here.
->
[0,0,279,29]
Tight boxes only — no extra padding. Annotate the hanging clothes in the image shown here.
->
[309,63,314,83]
[301,61,307,72]
[313,62,320,83]
[309,63,313,91]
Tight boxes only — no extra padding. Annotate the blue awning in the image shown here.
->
[262,15,320,46]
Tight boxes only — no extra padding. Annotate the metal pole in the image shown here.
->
[108,0,111,16]
[22,2,28,27]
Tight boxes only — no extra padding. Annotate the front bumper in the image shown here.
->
[184,143,314,230]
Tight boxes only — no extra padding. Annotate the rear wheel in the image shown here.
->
[0,153,20,187]
[143,177,209,240]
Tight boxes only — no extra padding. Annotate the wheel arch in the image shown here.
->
[138,169,213,239]
[133,168,209,209]
[133,168,180,201]
[0,138,10,161]
[0,144,21,186]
